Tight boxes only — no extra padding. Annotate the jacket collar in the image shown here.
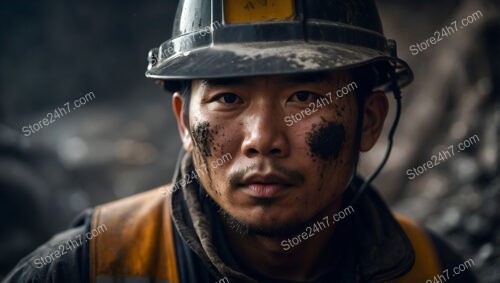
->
[170,154,414,282]
[345,178,415,282]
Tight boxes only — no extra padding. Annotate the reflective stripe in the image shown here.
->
[224,0,295,23]
[96,276,169,283]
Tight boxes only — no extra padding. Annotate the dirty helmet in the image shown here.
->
[145,0,413,92]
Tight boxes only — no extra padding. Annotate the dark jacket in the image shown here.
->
[4,155,477,283]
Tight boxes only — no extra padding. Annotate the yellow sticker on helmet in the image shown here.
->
[224,0,295,24]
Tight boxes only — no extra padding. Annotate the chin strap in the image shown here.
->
[349,40,404,205]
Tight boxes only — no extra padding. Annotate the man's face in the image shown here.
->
[174,72,383,236]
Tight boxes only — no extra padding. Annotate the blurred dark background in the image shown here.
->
[0,0,498,282]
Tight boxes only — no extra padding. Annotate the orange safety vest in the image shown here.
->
[89,187,441,283]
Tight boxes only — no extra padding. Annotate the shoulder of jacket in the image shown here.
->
[4,224,90,283]
[91,184,173,241]
[89,184,179,283]
[388,214,442,283]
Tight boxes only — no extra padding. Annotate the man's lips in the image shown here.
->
[245,183,290,198]
[239,174,293,198]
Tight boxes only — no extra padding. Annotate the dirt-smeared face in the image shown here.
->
[181,73,360,236]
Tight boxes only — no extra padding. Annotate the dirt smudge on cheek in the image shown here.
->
[190,121,215,187]
[190,122,230,195]
[306,121,346,161]
[191,121,213,157]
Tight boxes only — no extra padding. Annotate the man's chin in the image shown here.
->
[218,207,310,238]
[203,187,314,237]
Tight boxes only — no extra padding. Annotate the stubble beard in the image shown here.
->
[203,188,327,238]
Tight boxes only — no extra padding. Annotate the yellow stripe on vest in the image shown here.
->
[388,214,442,282]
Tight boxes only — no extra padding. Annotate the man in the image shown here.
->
[5,0,477,282]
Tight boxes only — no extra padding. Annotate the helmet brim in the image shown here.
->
[145,41,413,91]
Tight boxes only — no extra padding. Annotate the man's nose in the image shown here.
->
[240,104,290,158]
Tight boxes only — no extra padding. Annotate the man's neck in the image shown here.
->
[222,201,343,282]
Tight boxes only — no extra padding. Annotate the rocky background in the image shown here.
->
[1,0,498,281]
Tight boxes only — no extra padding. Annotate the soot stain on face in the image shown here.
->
[306,120,346,161]
[191,121,213,157]
[191,122,229,194]
[191,121,217,187]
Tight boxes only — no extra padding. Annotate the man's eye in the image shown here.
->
[216,93,241,104]
[290,91,318,102]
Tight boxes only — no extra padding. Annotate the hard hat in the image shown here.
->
[146,0,413,92]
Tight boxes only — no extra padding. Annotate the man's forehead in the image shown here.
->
[199,71,349,88]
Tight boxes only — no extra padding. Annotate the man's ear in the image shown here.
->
[360,90,389,152]
[172,92,193,152]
